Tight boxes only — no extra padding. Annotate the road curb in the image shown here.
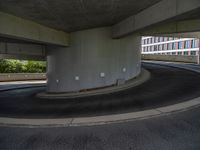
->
[37,68,150,99]
[143,61,200,73]
[0,97,200,128]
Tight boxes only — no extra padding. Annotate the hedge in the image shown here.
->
[0,59,46,73]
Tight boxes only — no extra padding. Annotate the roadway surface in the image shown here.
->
[0,63,200,118]
[0,107,200,150]
[0,62,200,149]
[0,80,45,92]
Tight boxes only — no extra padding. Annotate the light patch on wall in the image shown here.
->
[75,76,80,81]
[122,68,126,72]
[100,72,105,78]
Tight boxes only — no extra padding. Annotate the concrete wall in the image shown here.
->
[112,0,200,38]
[0,73,46,81]
[142,54,198,63]
[46,27,141,93]
[0,42,46,61]
[141,19,200,37]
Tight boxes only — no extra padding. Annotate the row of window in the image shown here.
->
[142,37,179,45]
[151,51,197,56]
[142,40,199,52]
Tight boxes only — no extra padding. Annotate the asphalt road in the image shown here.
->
[0,106,200,150]
[0,62,200,150]
[0,63,200,118]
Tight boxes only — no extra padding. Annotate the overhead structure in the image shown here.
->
[0,0,200,93]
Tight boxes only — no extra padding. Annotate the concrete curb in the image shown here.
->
[143,61,200,73]
[0,97,200,128]
[37,68,150,99]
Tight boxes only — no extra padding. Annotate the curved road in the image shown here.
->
[0,107,200,150]
[0,62,200,149]
[0,63,200,118]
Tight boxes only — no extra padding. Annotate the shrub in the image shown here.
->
[0,59,46,73]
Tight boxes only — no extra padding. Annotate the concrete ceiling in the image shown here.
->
[0,0,161,32]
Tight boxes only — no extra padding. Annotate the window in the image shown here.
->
[184,51,188,56]
[154,37,156,43]
[150,46,153,51]
[162,44,164,50]
[158,37,160,42]
[195,39,198,48]
[191,51,196,56]
[172,43,176,50]
[167,43,169,50]
[196,39,199,47]
[178,42,183,49]
[155,45,158,51]
[160,37,164,42]
[184,41,186,49]
[150,38,153,44]
[147,46,150,52]
[192,40,196,48]
[144,39,147,45]
[169,43,172,50]
[160,44,162,50]
[178,52,182,55]
[185,41,190,49]
[164,44,167,50]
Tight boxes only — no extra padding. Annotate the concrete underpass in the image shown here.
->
[0,0,200,149]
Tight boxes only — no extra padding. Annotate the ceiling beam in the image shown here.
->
[0,12,69,47]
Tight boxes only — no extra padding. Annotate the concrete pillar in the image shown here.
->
[46,27,141,93]
[198,39,200,64]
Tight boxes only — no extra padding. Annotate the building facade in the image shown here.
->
[142,37,200,56]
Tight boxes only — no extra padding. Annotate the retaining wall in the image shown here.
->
[0,73,46,81]
[142,54,198,63]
